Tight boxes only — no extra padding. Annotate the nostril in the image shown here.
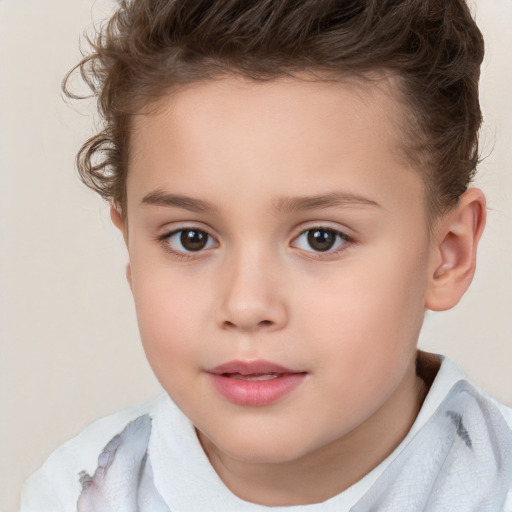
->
[221,319,274,331]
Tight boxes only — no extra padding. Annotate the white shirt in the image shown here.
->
[21,354,512,511]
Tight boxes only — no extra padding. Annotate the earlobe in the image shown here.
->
[111,205,132,290]
[126,263,133,291]
[110,204,125,231]
[110,204,129,245]
[425,188,486,311]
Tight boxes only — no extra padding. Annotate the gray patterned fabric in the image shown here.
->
[77,416,170,512]
[76,380,512,511]
[351,381,512,511]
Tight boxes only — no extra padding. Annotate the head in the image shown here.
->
[65,0,487,494]
[68,0,484,222]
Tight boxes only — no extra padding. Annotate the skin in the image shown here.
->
[112,75,486,506]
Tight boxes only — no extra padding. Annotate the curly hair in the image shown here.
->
[64,0,484,219]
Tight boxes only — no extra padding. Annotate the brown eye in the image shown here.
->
[307,229,337,252]
[180,229,209,251]
[292,227,350,254]
[163,228,217,254]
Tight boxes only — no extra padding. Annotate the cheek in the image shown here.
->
[298,245,428,406]
[129,264,210,384]
[300,245,427,340]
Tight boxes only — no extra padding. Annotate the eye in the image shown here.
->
[164,228,217,253]
[292,228,350,253]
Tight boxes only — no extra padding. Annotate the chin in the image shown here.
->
[206,428,316,465]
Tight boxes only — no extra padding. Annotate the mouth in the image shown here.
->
[228,373,280,381]
[209,359,302,375]
[207,360,307,406]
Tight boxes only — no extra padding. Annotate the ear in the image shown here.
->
[125,262,133,291]
[110,205,132,291]
[425,188,486,311]
[110,204,127,240]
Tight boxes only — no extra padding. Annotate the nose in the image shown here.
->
[215,249,288,333]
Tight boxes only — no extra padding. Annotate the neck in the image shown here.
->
[199,356,430,506]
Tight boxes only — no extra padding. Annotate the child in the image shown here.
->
[20,0,512,510]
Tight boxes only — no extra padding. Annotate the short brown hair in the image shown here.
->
[64,0,484,219]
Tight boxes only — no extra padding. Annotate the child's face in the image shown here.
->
[122,76,435,465]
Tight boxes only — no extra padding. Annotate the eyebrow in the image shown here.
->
[141,190,381,214]
[141,190,218,213]
[273,192,381,213]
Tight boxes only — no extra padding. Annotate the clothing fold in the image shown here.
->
[21,355,512,512]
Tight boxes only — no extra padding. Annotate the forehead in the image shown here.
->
[127,75,425,219]
[131,73,407,158]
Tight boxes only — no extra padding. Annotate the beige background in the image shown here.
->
[1,1,511,511]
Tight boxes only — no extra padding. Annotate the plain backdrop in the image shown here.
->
[1,1,511,511]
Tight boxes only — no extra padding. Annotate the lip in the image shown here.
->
[207,360,307,406]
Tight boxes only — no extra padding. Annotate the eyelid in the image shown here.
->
[290,224,355,257]
[155,222,355,260]
[157,223,219,259]
[157,220,218,241]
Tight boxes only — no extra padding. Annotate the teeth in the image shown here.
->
[230,373,280,381]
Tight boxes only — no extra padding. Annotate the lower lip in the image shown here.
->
[208,373,306,406]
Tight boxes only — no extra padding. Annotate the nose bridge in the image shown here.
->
[216,241,287,332]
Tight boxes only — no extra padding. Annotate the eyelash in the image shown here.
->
[291,227,353,259]
[157,226,354,260]
[157,228,218,261]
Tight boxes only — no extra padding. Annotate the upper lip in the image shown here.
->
[208,360,302,375]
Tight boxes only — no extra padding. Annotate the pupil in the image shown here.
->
[308,229,335,252]
[181,230,207,251]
